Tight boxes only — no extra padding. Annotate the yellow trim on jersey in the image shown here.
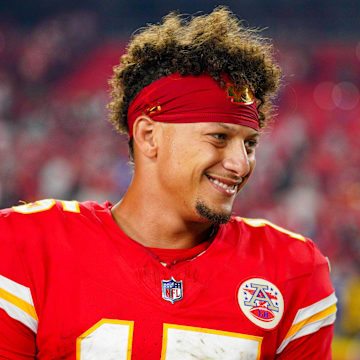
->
[277,313,336,354]
[285,303,337,340]
[239,217,306,242]
[0,275,38,332]
[293,292,337,325]
[76,319,134,360]
[0,288,38,321]
[276,292,337,354]
[161,323,263,360]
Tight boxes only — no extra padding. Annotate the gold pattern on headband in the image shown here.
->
[145,105,162,115]
[226,83,255,105]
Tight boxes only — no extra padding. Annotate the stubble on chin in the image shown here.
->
[195,200,231,224]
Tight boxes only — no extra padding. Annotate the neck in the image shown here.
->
[111,177,215,249]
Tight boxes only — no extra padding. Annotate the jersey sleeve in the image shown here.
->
[276,240,337,359]
[0,210,37,358]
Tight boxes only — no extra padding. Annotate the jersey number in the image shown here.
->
[12,199,80,214]
[76,320,262,360]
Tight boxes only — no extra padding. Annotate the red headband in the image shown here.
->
[127,72,259,137]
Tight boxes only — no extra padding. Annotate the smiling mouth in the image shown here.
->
[206,175,242,196]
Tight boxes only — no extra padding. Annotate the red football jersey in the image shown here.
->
[0,199,337,359]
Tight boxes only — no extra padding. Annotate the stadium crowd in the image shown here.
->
[0,11,359,359]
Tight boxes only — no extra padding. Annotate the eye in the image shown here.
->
[210,133,227,141]
[245,139,259,152]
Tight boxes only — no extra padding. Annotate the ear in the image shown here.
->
[132,115,158,158]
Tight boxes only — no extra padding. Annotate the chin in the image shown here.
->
[195,200,232,224]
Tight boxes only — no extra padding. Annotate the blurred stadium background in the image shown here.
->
[0,1,359,358]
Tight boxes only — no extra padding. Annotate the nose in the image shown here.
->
[222,141,251,177]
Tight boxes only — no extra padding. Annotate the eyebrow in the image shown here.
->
[247,132,260,138]
[210,122,259,137]
[215,123,232,130]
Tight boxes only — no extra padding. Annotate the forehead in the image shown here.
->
[208,122,259,136]
[168,122,259,137]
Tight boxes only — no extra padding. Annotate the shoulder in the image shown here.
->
[0,198,109,217]
[230,216,307,241]
[0,198,112,275]
[0,199,111,236]
[224,217,335,349]
[225,216,329,272]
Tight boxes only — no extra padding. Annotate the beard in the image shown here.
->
[195,199,231,224]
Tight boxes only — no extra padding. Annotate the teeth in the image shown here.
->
[208,176,239,194]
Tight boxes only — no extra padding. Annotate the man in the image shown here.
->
[0,7,336,359]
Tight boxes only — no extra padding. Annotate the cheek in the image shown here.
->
[158,142,212,187]
[156,143,192,188]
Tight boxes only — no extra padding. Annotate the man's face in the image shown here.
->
[155,122,258,224]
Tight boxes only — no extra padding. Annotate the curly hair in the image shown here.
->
[108,6,281,157]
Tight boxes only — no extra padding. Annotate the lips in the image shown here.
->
[206,174,242,196]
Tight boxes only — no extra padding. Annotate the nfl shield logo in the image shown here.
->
[161,277,183,304]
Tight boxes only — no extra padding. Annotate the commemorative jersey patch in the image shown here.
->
[237,278,284,330]
[162,277,183,304]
